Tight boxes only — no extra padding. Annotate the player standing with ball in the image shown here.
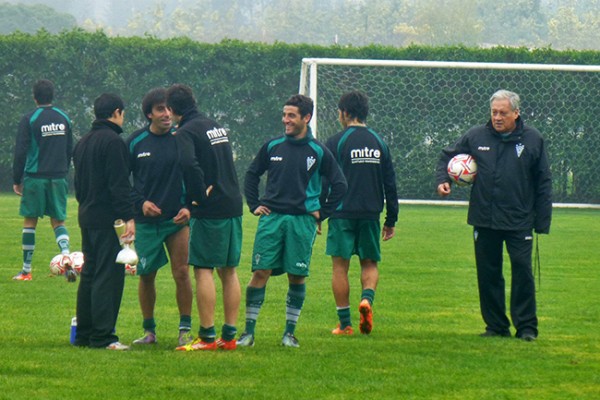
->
[12,79,75,282]
[321,90,398,336]
[436,89,552,341]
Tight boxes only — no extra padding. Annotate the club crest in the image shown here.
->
[516,143,525,158]
[306,156,316,171]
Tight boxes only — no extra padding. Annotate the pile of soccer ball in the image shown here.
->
[49,252,137,276]
[49,252,84,276]
[447,154,478,186]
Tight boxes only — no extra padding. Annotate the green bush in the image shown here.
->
[1,30,599,202]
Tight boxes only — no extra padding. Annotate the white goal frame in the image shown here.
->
[298,57,600,209]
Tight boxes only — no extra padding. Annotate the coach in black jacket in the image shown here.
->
[436,89,552,341]
[73,93,135,350]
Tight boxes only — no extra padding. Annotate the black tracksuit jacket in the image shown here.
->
[13,105,73,184]
[436,117,552,233]
[175,109,243,219]
[127,126,185,223]
[245,129,347,220]
[73,119,134,229]
[323,125,399,227]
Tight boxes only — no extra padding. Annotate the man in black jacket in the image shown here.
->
[127,88,194,347]
[436,89,552,341]
[167,84,244,352]
[323,90,398,336]
[238,94,347,348]
[73,93,135,350]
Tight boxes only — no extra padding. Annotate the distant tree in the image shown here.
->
[478,0,547,47]
[547,0,600,50]
[0,3,77,34]
[393,0,482,46]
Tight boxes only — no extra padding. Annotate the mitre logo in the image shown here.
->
[350,147,381,164]
[206,127,229,145]
[40,123,66,137]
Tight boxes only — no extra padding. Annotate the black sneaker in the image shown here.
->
[517,331,537,342]
[479,330,511,338]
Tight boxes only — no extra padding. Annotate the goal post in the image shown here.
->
[299,57,600,207]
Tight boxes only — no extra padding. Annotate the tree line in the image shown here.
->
[2,0,599,50]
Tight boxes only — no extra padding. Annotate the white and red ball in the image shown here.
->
[70,251,85,274]
[125,263,137,276]
[49,254,70,275]
[447,154,478,186]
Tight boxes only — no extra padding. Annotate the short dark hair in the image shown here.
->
[338,90,369,122]
[284,94,314,120]
[94,93,125,119]
[166,84,196,116]
[141,88,167,122]
[33,79,54,105]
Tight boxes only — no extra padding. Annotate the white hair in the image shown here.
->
[490,90,520,111]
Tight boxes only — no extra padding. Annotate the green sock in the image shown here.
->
[143,318,156,334]
[221,324,237,341]
[199,326,216,343]
[179,315,192,331]
[244,286,266,335]
[54,225,70,254]
[285,283,306,335]
[22,228,35,273]
[336,306,352,329]
[361,288,375,305]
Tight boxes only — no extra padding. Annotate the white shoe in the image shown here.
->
[106,341,130,351]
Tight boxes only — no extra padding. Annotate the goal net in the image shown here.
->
[299,58,600,207]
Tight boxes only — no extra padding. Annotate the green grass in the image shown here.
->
[0,194,598,399]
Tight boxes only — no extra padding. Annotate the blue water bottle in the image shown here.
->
[70,317,77,345]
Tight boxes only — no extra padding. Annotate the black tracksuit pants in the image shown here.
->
[473,227,538,337]
[75,228,125,348]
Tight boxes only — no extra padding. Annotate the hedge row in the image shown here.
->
[1,29,599,201]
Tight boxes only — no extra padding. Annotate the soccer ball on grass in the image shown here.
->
[49,254,71,275]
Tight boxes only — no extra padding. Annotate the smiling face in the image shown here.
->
[282,105,310,139]
[490,98,519,133]
[148,103,172,135]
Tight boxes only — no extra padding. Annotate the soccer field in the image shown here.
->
[0,195,598,399]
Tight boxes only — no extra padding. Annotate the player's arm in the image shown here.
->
[382,225,395,241]
[382,144,399,228]
[176,129,209,205]
[533,137,552,234]
[318,136,337,208]
[244,143,269,214]
[172,206,191,224]
[318,147,347,221]
[126,137,154,216]
[12,116,31,188]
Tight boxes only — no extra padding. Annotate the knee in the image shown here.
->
[172,265,191,283]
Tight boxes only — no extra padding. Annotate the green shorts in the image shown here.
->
[189,217,242,268]
[252,213,318,277]
[326,218,381,262]
[136,219,188,275]
[19,177,68,220]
